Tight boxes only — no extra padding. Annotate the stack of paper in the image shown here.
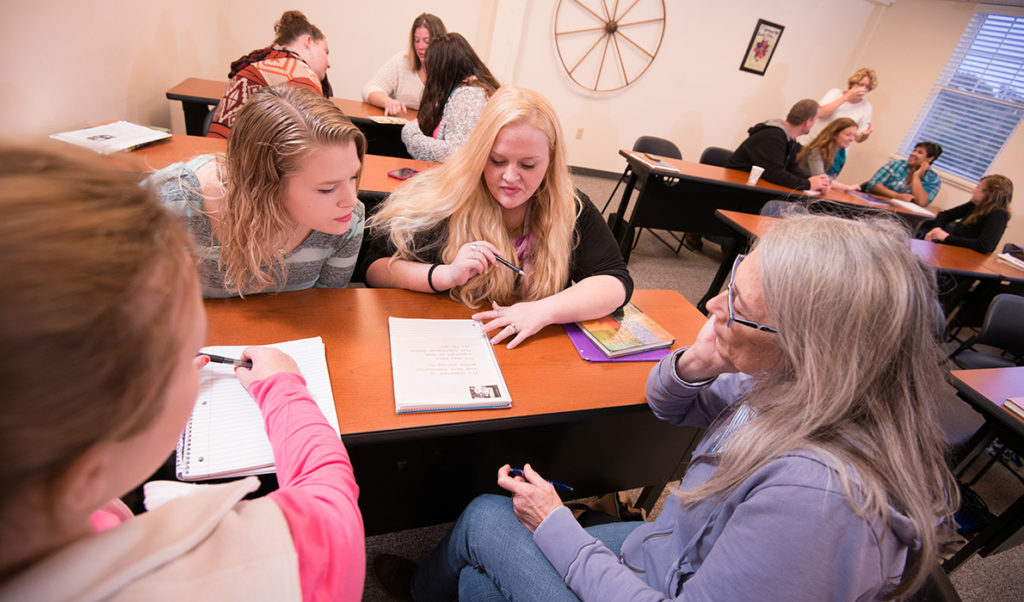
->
[50,121,170,154]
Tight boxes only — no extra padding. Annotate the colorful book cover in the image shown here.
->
[576,303,674,358]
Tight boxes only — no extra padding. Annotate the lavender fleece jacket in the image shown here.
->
[532,349,919,601]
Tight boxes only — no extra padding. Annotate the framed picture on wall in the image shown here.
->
[740,19,784,76]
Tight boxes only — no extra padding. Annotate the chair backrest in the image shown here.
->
[633,136,681,160]
[699,146,733,167]
[974,294,1024,355]
[201,105,218,137]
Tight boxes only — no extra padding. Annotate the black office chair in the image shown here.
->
[948,294,1024,369]
[601,135,682,213]
[201,103,218,137]
[602,136,686,253]
[698,146,733,167]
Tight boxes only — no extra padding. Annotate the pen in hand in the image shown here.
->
[200,353,253,370]
[509,466,574,492]
[492,253,525,276]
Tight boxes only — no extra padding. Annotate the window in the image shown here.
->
[900,10,1024,181]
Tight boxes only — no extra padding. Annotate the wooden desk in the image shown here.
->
[716,209,1006,280]
[610,150,934,314]
[123,134,436,196]
[166,77,418,157]
[205,288,706,533]
[946,367,1024,571]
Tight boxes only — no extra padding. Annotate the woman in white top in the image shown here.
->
[816,67,878,143]
[362,13,446,116]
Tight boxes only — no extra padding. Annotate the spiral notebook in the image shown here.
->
[175,337,340,481]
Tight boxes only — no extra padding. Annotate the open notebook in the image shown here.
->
[389,317,512,413]
[176,337,340,481]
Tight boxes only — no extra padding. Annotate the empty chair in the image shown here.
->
[948,294,1024,369]
[601,135,682,213]
[699,146,733,167]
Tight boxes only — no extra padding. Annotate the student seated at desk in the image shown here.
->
[0,146,364,601]
[726,99,831,193]
[150,85,365,298]
[400,33,500,162]
[208,10,332,138]
[867,141,943,207]
[797,117,859,192]
[367,86,633,349]
[923,174,1013,254]
[375,214,958,601]
[362,12,447,115]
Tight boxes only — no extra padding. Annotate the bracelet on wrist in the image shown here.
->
[427,263,446,293]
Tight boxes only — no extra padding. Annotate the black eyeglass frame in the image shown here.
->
[727,254,779,334]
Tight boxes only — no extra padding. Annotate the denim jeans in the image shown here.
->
[411,494,640,601]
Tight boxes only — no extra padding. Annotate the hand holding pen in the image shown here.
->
[201,348,302,391]
[497,463,571,533]
[432,241,524,291]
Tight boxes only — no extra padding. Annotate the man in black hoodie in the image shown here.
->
[726,99,831,193]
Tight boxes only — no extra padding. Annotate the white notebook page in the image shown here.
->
[177,336,339,480]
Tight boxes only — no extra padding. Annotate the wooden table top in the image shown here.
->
[951,367,1024,427]
[618,149,935,219]
[166,77,419,121]
[203,288,705,436]
[118,134,436,194]
[716,209,1004,279]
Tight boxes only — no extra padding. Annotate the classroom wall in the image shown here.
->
[0,0,1020,248]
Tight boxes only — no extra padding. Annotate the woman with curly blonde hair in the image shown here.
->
[151,84,366,297]
[365,86,632,348]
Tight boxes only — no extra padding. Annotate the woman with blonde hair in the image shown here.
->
[208,10,333,138]
[362,12,447,115]
[366,86,632,349]
[378,213,957,600]
[815,67,878,143]
[400,33,501,161]
[151,84,366,298]
[924,174,1013,254]
[797,117,859,191]
[0,146,364,600]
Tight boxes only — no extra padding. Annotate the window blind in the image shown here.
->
[900,11,1024,181]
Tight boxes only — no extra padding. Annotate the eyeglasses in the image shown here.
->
[727,254,778,334]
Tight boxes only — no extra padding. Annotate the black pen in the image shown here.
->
[493,253,525,276]
[200,353,253,369]
[509,467,574,492]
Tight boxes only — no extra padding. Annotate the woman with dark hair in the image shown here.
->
[208,10,332,138]
[400,33,499,162]
[924,174,1013,254]
[362,13,447,115]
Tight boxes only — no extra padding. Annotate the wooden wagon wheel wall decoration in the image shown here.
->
[554,0,666,92]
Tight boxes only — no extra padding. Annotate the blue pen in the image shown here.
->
[509,466,574,492]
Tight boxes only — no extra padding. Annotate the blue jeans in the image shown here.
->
[411,494,640,601]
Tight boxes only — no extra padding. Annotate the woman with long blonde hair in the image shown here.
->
[797,116,858,191]
[378,213,958,600]
[366,86,632,349]
[924,174,1013,254]
[362,12,447,115]
[151,84,366,297]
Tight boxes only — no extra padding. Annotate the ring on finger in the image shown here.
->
[510,322,519,333]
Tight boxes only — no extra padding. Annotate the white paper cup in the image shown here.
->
[747,165,765,185]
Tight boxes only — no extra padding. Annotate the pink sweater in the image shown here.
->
[92,372,364,601]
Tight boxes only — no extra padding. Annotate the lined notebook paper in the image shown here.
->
[389,318,512,413]
[176,337,339,481]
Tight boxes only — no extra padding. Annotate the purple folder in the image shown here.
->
[562,323,673,362]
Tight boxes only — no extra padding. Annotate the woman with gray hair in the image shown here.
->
[379,213,958,600]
